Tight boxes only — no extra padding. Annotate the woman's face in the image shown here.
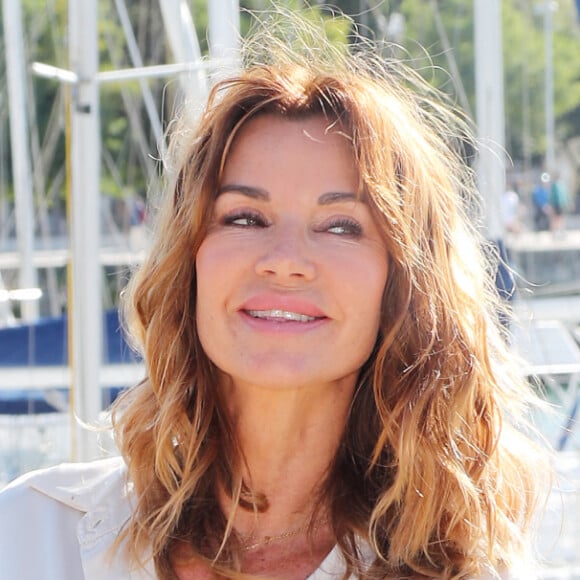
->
[196,114,388,393]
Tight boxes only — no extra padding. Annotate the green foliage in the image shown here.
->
[552,1,580,140]
[316,0,580,164]
[192,0,210,54]
[2,0,579,210]
[501,1,546,161]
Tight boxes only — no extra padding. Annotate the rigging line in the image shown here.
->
[102,18,158,186]
[429,0,473,119]
[38,88,66,182]
[101,147,137,251]
[113,0,165,148]
[25,58,61,317]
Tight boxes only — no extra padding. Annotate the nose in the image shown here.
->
[255,224,317,282]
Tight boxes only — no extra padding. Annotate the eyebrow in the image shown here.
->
[217,184,269,201]
[217,184,359,205]
[317,191,358,205]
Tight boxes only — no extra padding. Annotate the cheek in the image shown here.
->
[195,236,243,346]
[195,240,220,339]
[355,250,388,298]
[195,236,229,296]
[352,257,388,334]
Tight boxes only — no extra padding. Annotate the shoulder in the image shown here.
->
[0,456,132,580]
[1,454,126,505]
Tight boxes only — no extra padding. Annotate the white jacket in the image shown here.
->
[0,456,531,579]
[0,457,362,579]
[0,456,156,579]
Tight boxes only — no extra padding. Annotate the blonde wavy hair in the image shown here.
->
[112,10,548,579]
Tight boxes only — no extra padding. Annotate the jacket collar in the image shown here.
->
[28,456,156,579]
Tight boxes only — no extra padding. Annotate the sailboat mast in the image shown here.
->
[2,0,38,321]
[208,0,240,63]
[474,0,506,241]
[68,0,102,460]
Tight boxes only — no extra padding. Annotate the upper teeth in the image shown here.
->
[247,309,317,322]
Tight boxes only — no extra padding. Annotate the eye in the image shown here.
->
[222,210,268,228]
[325,218,363,237]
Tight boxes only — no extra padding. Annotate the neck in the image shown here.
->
[218,377,355,536]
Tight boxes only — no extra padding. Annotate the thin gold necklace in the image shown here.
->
[241,525,308,552]
[240,518,327,552]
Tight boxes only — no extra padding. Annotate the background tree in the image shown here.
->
[315,0,580,169]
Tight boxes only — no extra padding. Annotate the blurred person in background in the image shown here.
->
[502,186,522,235]
[549,171,570,235]
[532,173,551,232]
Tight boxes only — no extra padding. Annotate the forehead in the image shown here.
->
[221,114,357,181]
[227,112,352,155]
[223,113,354,178]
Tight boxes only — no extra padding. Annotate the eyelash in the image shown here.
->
[221,211,362,237]
[323,218,363,237]
[222,210,268,228]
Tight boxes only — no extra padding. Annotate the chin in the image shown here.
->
[231,361,360,393]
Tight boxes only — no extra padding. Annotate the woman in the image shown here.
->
[0,11,547,580]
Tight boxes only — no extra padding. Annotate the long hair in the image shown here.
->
[112,10,547,579]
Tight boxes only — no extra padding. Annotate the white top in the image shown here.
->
[0,457,530,579]
[0,457,354,579]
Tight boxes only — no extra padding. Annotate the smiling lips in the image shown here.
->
[240,296,327,326]
[245,309,322,323]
